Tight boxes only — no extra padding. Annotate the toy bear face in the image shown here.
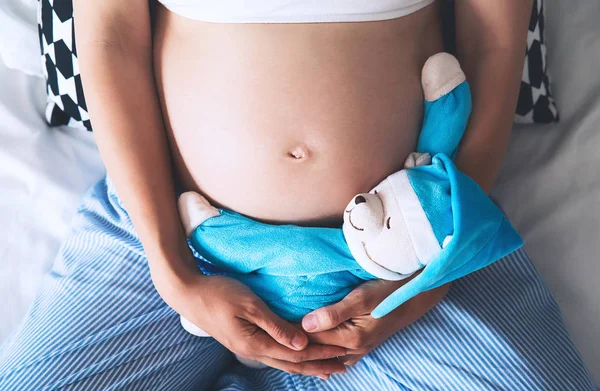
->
[343,177,422,279]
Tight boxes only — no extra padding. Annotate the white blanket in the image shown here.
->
[0,0,104,343]
[0,60,105,341]
[0,0,42,77]
[0,0,598,382]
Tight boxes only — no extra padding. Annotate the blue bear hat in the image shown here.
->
[369,154,524,318]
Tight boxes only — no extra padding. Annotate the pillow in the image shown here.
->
[38,0,557,132]
[515,0,559,123]
[38,0,91,131]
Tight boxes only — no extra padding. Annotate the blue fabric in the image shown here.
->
[418,82,472,159]
[405,163,454,245]
[410,80,471,245]
[190,212,374,322]
[0,177,596,390]
[372,154,524,317]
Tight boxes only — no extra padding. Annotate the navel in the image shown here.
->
[288,145,310,160]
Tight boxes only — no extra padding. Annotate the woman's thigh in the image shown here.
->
[0,178,231,390]
[215,248,597,391]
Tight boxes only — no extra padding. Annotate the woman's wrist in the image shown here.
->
[146,238,205,308]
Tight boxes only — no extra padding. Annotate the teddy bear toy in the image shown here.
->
[177,53,524,338]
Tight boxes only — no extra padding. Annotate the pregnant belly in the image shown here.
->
[153,3,443,226]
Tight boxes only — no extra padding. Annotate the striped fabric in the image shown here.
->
[0,177,596,390]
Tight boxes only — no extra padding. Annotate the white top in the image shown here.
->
[158,0,436,23]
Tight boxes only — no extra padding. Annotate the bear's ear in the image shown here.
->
[404,152,432,168]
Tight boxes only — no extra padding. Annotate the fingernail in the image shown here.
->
[317,375,329,380]
[291,334,306,350]
[302,315,318,332]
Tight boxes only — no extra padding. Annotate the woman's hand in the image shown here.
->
[302,279,450,366]
[171,273,348,378]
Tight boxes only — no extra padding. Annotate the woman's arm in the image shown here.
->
[454,0,534,192]
[73,0,194,296]
[73,1,347,376]
[301,1,533,366]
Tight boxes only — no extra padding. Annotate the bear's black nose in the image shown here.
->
[355,195,367,205]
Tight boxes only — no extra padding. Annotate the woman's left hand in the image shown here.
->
[301,279,450,366]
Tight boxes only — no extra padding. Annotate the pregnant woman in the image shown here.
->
[0,0,596,389]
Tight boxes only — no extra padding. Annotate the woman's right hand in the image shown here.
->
[168,273,348,378]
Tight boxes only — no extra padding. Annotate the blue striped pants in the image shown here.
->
[0,177,596,390]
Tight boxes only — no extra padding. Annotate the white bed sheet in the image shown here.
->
[0,61,105,341]
[0,0,598,383]
[0,0,40,77]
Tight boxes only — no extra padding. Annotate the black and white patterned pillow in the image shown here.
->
[515,0,559,123]
[38,0,91,131]
[39,0,557,132]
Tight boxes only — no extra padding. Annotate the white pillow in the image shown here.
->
[0,0,43,77]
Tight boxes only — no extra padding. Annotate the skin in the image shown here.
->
[73,0,533,380]
[153,5,440,226]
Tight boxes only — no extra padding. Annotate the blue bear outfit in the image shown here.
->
[188,79,523,321]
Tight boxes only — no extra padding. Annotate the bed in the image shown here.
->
[1,0,598,382]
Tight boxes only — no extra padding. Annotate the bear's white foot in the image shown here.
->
[421,52,466,102]
[180,315,211,337]
[178,191,221,236]
[235,355,269,369]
